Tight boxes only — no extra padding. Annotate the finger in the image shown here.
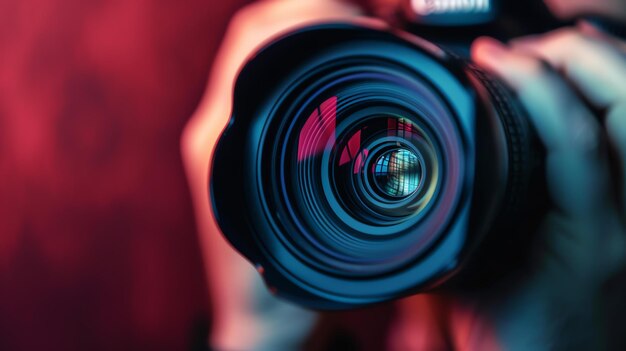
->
[578,21,626,53]
[508,28,626,221]
[509,28,626,109]
[471,37,609,217]
[472,37,602,153]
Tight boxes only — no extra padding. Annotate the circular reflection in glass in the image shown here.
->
[373,148,423,199]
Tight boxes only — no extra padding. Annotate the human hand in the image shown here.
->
[466,19,626,351]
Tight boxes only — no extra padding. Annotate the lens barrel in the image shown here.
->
[211,23,538,309]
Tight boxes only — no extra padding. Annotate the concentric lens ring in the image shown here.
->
[264,59,465,276]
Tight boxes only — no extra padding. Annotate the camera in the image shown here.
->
[210,0,562,309]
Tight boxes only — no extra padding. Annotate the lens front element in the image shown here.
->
[373,147,422,199]
[263,62,466,277]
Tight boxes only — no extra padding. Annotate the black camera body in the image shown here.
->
[210,0,560,309]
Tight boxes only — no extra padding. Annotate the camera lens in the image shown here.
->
[211,24,537,309]
[283,65,463,277]
[372,147,422,199]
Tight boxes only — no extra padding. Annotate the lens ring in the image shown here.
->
[321,111,441,234]
[325,107,442,229]
[268,59,465,276]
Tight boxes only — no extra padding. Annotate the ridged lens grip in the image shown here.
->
[467,65,537,222]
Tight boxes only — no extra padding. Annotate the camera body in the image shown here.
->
[210,0,559,309]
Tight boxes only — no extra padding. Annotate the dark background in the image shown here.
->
[0,0,253,350]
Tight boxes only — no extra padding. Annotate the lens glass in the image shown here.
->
[373,148,422,199]
[329,113,439,225]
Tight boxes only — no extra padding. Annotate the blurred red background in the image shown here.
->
[0,0,399,349]
[5,0,626,350]
[0,0,255,350]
